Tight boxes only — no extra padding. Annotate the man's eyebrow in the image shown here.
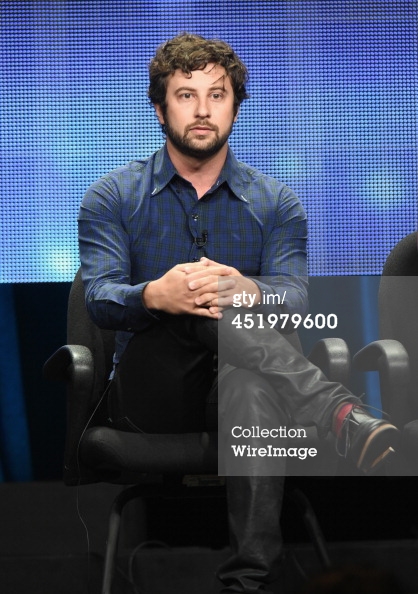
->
[209,84,228,92]
[210,75,227,89]
[174,83,228,94]
[175,86,197,93]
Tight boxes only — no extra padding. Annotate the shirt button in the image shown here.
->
[192,258,199,262]
[192,214,199,220]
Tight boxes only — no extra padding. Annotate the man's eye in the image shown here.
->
[211,93,223,100]
[180,93,192,100]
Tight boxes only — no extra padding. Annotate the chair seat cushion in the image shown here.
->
[79,427,218,481]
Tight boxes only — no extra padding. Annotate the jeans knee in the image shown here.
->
[218,368,289,424]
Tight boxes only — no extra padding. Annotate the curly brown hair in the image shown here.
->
[148,33,249,114]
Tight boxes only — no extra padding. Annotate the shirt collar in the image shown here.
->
[150,145,178,196]
[150,144,249,203]
[217,148,249,203]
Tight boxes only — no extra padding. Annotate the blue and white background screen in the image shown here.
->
[1,0,416,282]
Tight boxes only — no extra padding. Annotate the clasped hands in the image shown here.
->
[143,257,261,319]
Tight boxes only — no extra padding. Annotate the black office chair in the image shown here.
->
[353,232,418,473]
[44,269,352,593]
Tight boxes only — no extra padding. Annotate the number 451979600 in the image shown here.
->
[231,313,338,330]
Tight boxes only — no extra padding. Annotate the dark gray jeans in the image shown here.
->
[107,311,357,593]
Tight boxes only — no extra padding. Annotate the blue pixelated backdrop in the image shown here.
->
[1,0,417,282]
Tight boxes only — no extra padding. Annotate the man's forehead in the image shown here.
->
[169,64,230,87]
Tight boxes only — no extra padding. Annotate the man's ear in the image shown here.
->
[154,104,165,125]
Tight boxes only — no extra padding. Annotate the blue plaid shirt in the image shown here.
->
[79,145,308,363]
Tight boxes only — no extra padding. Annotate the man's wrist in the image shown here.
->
[142,280,159,310]
[243,278,262,306]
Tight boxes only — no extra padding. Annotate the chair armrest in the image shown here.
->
[307,338,351,387]
[44,345,98,485]
[43,344,94,385]
[353,339,410,427]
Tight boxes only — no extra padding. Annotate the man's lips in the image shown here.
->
[188,123,217,133]
[190,126,214,132]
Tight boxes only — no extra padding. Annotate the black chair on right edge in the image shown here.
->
[352,232,418,474]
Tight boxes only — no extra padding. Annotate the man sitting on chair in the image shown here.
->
[78,33,400,594]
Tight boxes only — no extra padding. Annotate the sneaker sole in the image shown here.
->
[357,423,399,474]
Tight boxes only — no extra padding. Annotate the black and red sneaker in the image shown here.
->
[337,406,400,474]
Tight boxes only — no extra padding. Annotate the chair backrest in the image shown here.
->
[381,232,418,277]
[60,269,116,484]
[67,268,115,402]
[379,232,418,417]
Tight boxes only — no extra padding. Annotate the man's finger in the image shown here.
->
[188,273,235,291]
[185,263,233,277]
[192,307,222,319]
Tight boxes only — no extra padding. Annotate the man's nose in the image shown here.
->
[194,97,210,118]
